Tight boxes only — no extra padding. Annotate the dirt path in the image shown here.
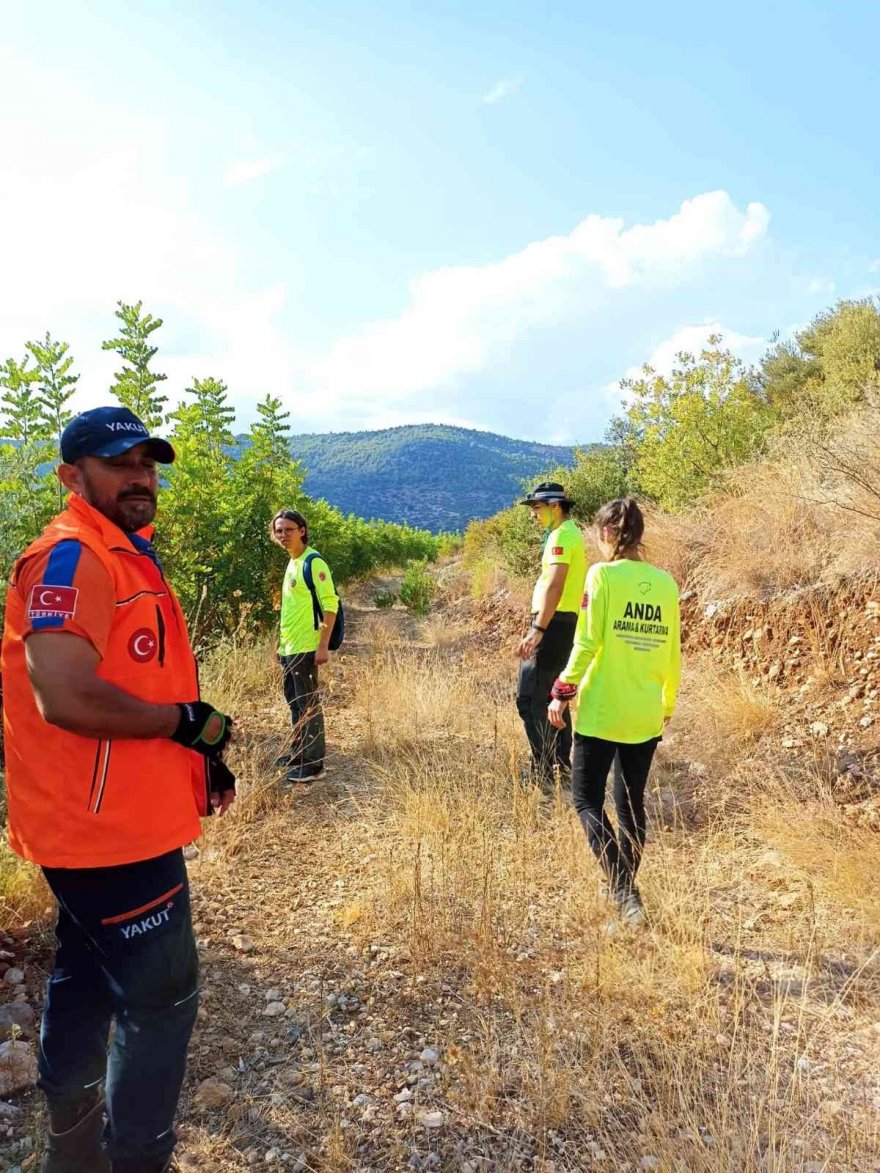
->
[3,577,880,1171]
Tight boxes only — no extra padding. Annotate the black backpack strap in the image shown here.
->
[302,552,324,632]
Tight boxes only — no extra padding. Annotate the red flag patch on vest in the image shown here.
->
[28,584,78,620]
[552,546,564,555]
[581,592,590,609]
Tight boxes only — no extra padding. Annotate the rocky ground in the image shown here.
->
[2,574,880,1171]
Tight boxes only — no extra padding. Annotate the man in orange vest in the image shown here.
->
[1,406,236,1173]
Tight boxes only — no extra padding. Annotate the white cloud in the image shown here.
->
[223,155,284,188]
[0,51,299,423]
[603,320,767,409]
[0,47,773,443]
[309,192,770,411]
[638,321,766,375]
[483,77,523,104]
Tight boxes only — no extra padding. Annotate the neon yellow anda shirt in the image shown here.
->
[530,518,587,615]
[279,547,339,655]
[560,559,681,743]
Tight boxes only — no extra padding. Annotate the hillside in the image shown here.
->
[285,425,582,532]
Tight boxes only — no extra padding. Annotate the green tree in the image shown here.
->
[614,339,771,510]
[757,299,880,423]
[26,333,79,508]
[223,396,306,630]
[102,300,168,428]
[0,356,54,591]
[801,298,880,402]
[26,333,79,446]
[157,377,238,635]
[753,335,822,418]
[0,356,42,446]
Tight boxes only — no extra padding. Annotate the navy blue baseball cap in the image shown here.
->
[60,406,175,465]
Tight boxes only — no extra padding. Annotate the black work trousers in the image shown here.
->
[280,652,326,776]
[38,848,199,1164]
[571,734,660,894]
[516,612,578,783]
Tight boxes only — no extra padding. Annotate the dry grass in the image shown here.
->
[668,410,880,599]
[5,575,878,1170]
[675,661,780,770]
[0,840,49,928]
[329,633,880,1171]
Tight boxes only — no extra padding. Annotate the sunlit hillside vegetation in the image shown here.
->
[0,301,439,640]
[465,296,880,595]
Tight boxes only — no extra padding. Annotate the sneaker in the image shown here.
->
[618,889,647,927]
[285,765,328,784]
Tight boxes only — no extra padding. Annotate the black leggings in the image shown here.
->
[571,734,659,892]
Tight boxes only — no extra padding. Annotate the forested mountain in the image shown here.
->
[285,424,581,532]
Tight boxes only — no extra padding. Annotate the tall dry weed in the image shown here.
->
[339,631,879,1170]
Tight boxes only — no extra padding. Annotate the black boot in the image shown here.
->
[41,1092,110,1172]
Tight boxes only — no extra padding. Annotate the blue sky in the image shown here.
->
[1,0,877,442]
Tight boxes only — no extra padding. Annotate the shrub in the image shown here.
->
[400,559,436,616]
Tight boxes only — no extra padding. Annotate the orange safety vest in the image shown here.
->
[1,494,207,868]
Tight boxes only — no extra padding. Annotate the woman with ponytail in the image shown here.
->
[547,498,681,924]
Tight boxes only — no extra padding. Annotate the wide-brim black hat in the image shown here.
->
[520,481,573,507]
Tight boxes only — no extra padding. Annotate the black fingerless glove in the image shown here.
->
[206,758,236,814]
[172,701,232,758]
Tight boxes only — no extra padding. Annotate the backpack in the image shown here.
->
[302,552,345,651]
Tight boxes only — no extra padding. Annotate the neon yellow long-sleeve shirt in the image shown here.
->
[279,547,339,655]
[559,558,681,744]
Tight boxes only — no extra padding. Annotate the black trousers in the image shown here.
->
[571,734,660,893]
[516,611,578,782]
[39,849,198,1163]
[280,652,326,774]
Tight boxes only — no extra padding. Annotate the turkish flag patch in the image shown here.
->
[128,627,158,663]
[581,592,590,609]
[552,546,564,556]
[28,584,78,620]
[319,571,327,581]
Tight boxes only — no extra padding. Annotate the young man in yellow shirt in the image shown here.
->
[516,482,586,788]
[271,510,339,782]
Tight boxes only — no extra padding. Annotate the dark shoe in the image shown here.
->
[41,1094,110,1172]
[286,764,327,783]
[615,887,647,926]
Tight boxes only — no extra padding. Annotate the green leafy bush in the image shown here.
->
[399,559,436,616]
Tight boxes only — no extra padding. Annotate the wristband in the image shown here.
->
[530,622,547,634]
[550,679,578,701]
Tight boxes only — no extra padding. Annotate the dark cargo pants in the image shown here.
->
[39,848,199,1164]
[280,652,326,777]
